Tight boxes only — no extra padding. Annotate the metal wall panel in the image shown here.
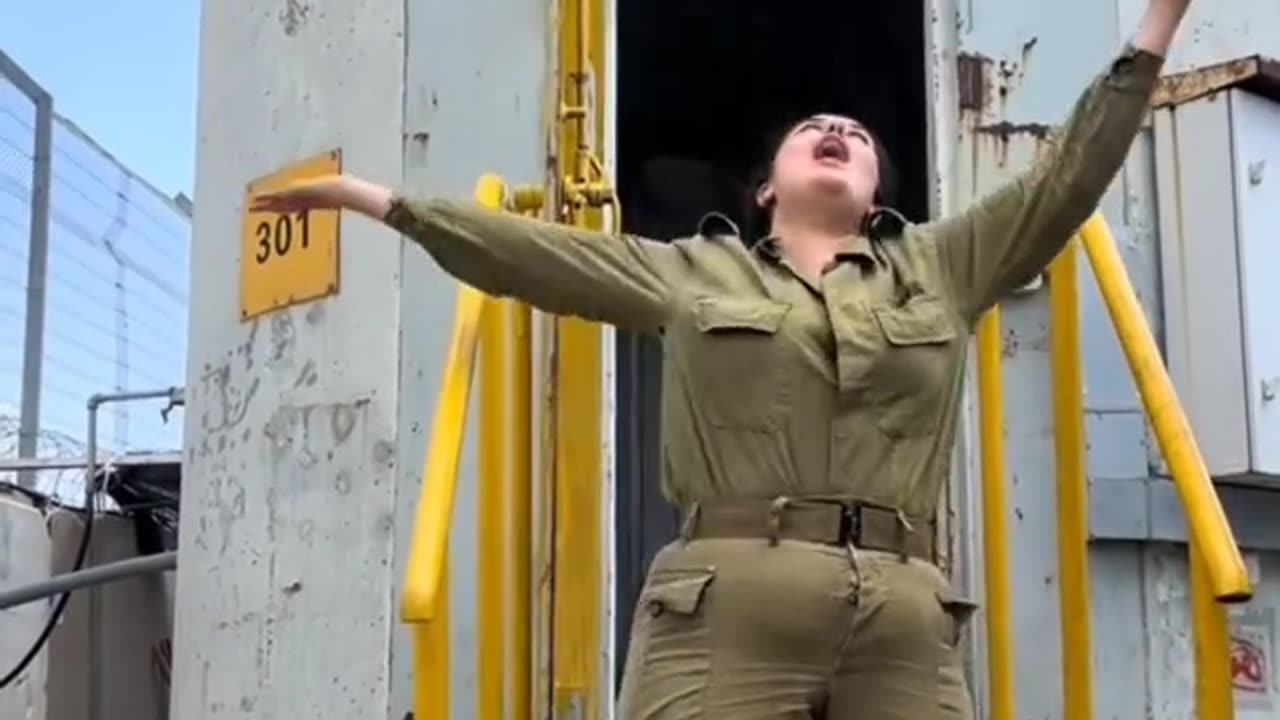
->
[1230,89,1280,476]
[1152,96,1250,477]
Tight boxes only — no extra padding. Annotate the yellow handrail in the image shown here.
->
[1077,214,1251,603]
[976,308,1016,720]
[980,213,1248,720]
[1078,213,1247,719]
[1047,239,1092,720]
[401,175,505,720]
[400,175,543,720]
[401,173,506,623]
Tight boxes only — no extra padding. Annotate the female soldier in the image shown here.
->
[253,0,1192,716]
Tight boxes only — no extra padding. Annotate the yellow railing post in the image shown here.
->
[479,296,510,720]
[1191,546,1235,720]
[510,297,534,720]
[1048,240,1093,720]
[505,195,541,720]
[976,308,1016,720]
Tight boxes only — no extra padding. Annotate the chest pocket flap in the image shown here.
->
[873,294,956,346]
[694,297,789,334]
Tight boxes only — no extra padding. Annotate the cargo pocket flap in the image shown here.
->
[694,297,789,334]
[641,571,715,616]
[936,591,980,625]
[874,296,956,346]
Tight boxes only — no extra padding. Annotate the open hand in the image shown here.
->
[250,175,348,213]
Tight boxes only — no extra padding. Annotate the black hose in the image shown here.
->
[0,482,96,689]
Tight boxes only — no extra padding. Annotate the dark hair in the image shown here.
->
[741,115,900,241]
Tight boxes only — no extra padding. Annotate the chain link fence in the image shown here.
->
[0,51,191,504]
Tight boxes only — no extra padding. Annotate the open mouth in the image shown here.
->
[813,134,850,164]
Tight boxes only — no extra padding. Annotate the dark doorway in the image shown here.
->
[612,0,929,688]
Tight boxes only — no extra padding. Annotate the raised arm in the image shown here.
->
[384,195,690,332]
[251,175,690,334]
[926,0,1189,322]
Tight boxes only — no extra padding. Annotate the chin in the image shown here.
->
[806,175,856,200]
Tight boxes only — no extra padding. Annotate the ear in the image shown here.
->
[755,181,774,209]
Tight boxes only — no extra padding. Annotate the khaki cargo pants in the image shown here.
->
[617,499,977,720]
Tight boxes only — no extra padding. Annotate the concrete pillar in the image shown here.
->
[175,1,548,718]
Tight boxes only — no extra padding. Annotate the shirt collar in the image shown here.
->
[695,206,908,266]
[696,211,740,239]
[747,207,908,266]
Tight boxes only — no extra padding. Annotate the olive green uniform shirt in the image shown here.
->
[385,46,1164,519]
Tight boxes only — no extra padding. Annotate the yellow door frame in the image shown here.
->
[540,0,613,718]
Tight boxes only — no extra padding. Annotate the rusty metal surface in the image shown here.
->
[1153,55,1280,108]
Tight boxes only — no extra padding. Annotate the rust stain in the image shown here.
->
[1156,57,1256,108]
[975,121,1054,168]
[1153,55,1280,108]
[957,40,1036,116]
[975,121,1053,141]
[957,52,989,112]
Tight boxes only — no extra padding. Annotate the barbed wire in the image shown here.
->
[0,402,89,504]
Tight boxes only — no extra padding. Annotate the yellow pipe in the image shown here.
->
[402,173,506,622]
[976,307,1016,720]
[1078,214,1251,602]
[479,295,510,720]
[1048,240,1093,720]
[1190,544,1235,720]
[510,300,534,720]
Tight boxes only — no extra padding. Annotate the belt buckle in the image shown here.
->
[838,503,862,546]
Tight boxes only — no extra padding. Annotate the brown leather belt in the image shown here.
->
[681,497,935,561]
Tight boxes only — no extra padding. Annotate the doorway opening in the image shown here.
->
[612,0,929,685]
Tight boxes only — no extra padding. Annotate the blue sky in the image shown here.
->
[1,0,200,196]
[0,2,196,486]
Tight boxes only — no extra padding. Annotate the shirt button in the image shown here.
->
[646,600,664,618]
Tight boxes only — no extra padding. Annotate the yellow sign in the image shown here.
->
[239,149,342,320]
